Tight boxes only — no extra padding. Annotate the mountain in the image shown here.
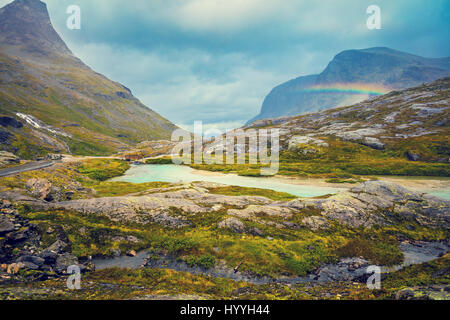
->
[248,47,450,124]
[142,77,449,178]
[0,0,178,158]
[243,77,450,171]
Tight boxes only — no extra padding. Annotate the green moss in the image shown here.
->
[89,181,172,197]
[78,159,130,181]
[237,169,264,177]
[208,185,297,201]
[145,157,173,164]
[66,139,114,157]
[185,254,217,269]
[382,254,450,291]
[325,178,359,184]
[336,236,403,266]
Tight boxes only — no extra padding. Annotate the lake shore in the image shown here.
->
[190,167,450,198]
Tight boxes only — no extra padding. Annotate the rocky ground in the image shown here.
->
[0,151,20,168]
[244,77,449,157]
[0,199,93,280]
[4,180,445,232]
[0,159,448,300]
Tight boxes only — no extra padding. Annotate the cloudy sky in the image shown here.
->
[2,0,449,131]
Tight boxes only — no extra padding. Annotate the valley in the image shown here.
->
[0,156,448,300]
[0,0,448,302]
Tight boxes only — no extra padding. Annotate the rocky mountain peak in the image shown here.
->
[0,0,73,59]
[0,0,178,157]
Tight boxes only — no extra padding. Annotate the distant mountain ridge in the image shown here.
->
[0,0,177,158]
[248,47,450,124]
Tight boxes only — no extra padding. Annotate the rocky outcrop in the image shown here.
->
[228,205,293,219]
[26,178,62,202]
[218,218,246,233]
[406,151,420,161]
[288,136,329,149]
[297,181,449,228]
[361,137,385,150]
[301,216,330,231]
[48,195,194,227]
[222,181,449,230]
[217,217,263,236]
[0,151,19,167]
[150,189,271,208]
[0,199,90,278]
[336,128,385,150]
[8,179,449,233]
[41,188,272,228]
[395,285,450,300]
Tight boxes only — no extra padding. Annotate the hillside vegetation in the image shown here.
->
[0,0,177,159]
[191,78,449,178]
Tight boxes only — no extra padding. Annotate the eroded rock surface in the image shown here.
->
[0,151,20,167]
[10,180,444,237]
[0,200,90,279]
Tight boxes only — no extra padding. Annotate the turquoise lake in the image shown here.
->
[112,164,450,200]
[111,164,345,198]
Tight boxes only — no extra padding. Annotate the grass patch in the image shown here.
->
[90,181,172,197]
[145,157,173,165]
[337,236,403,266]
[184,254,217,269]
[209,185,297,201]
[188,135,450,178]
[77,159,130,181]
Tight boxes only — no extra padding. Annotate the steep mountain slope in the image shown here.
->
[0,0,177,158]
[249,47,450,123]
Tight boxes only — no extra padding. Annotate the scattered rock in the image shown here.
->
[410,104,445,117]
[249,227,263,236]
[406,151,420,161]
[315,258,369,282]
[395,285,450,300]
[362,137,385,150]
[46,154,63,161]
[40,251,58,265]
[16,255,45,267]
[0,216,15,234]
[288,135,329,149]
[301,216,330,231]
[45,240,70,254]
[6,262,25,275]
[0,151,20,167]
[211,204,223,211]
[0,198,89,279]
[127,250,137,257]
[228,205,293,219]
[218,217,246,234]
[110,248,121,257]
[126,235,140,243]
[55,253,79,274]
[26,178,61,202]
[336,128,384,142]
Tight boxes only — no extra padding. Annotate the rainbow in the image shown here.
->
[299,83,392,96]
